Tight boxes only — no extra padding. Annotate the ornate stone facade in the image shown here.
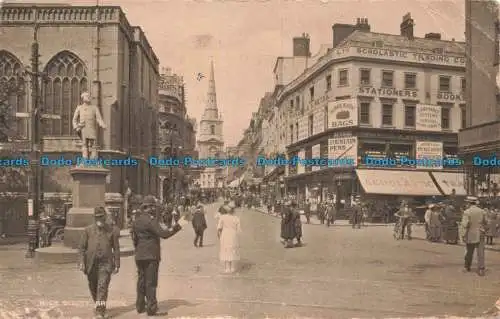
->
[0,4,160,197]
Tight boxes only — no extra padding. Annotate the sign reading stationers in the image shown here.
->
[327,99,358,129]
[416,104,441,131]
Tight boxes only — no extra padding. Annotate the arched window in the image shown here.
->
[0,51,27,140]
[43,51,88,136]
[210,124,215,135]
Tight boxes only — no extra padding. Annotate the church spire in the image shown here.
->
[205,59,217,111]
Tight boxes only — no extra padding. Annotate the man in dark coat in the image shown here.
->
[192,204,207,247]
[131,195,182,316]
[78,207,120,318]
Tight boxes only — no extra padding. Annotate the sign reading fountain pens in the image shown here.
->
[327,99,358,129]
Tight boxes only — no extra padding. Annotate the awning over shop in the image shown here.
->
[356,169,441,196]
[431,172,467,196]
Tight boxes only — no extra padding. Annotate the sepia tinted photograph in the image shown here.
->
[0,0,500,318]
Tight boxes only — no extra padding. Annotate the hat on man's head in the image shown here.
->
[94,206,106,217]
[141,195,157,208]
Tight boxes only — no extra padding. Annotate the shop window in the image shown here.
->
[382,103,393,126]
[404,73,417,89]
[338,69,348,86]
[381,70,394,87]
[441,107,450,129]
[360,69,371,85]
[460,104,466,128]
[404,104,416,127]
[439,75,451,92]
[359,102,370,124]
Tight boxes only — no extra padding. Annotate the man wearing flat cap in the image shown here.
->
[131,195,182,316]
[78,206,120,319]
[461,196,487,276]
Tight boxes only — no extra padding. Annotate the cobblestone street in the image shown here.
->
[1,203,500,318]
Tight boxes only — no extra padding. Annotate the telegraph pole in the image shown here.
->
[25,26,42,258]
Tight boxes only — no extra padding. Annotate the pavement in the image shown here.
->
[1,202,500,318]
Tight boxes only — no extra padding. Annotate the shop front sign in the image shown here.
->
[327,99,358,129]
[415,141,443,170]
[328,136,358,167]
[297,116,309,142]
[436,92,464,102]
[297,149,306,174]
[312,107,325,135]
[416,104,441,131]
[311,144,321,171]
[353,47,465,67]
[357,87,418,98]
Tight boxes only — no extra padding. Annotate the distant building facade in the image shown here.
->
[0,4,160,202]
[197,61,225,189]
[157,68,197,201]
[459,0,500,196]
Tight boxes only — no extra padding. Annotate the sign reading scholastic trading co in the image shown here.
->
[328,136,358,167]
[297,116,309,142]
[312,107,325,135]
[353,47,465,67]
[327,99,358,129]
[415,141,443,169]
[416,104,441,131]
[311,144,321,171]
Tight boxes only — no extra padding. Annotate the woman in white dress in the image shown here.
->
[217,205,241,273]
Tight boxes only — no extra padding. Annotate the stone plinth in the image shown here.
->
[36,165,135,264]
[63,166,109,249]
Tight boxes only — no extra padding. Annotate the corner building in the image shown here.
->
[0,5,160,201]
[279,14,466,202]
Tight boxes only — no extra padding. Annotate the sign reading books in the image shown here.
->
[327,99,358,129]
[416,104,441,131]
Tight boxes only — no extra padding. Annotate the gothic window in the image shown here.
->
[210,124,215,135]
[43,51,88,136]
[0,51,27,140]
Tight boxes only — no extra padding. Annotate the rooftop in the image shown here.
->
[338,30,465,55]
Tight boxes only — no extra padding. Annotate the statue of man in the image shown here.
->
[72,92,106,159]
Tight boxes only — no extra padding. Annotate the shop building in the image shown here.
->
[459,0,500,197]
[279,14,466,202]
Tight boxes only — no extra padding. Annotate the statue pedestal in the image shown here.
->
[36,166,134,263]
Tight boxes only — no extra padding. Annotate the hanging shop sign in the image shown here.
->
[357,87,418,98]
[328,136,358,167]
[312,107,325,135]
[297,116,309,142]
[297,149,305,174]
[311,144,321,171]
[327,99,358,129]
[415,141,444,170]
[416,104,441,131]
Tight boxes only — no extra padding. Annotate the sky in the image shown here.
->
[10,0,465,145]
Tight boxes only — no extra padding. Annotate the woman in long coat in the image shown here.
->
[442,203,459,244]
[281,201,296,248]
[217,205,241,273]
[428,205,442,242]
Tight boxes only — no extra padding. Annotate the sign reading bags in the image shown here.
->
[327,99,358,129]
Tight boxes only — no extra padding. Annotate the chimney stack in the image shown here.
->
[293,33,311,57]
[400,13,414,40]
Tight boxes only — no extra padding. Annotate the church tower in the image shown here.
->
[198,59,224,158]
[197,60,225,189]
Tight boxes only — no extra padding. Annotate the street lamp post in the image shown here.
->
[162,122,180,202]
[26,28,43,258]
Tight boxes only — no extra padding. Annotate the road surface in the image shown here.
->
[0,202,499,318]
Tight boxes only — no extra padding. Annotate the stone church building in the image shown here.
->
[0,4,160,205]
